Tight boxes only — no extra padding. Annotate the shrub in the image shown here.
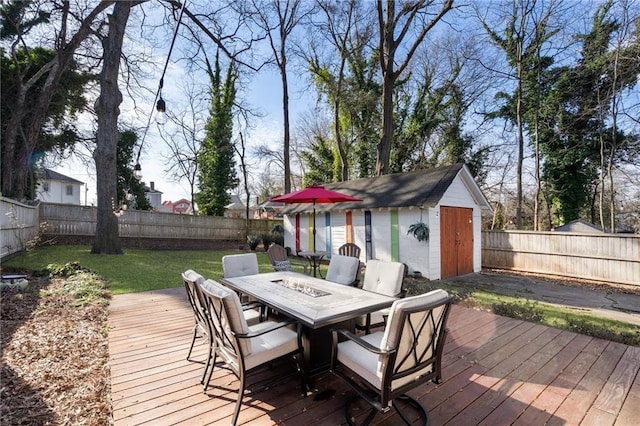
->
[261,233,273,250]
[272,234,284,247]
[492,301,544,323]
[247,235,260,251]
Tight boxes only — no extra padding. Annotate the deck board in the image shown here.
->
[109,287,639,425]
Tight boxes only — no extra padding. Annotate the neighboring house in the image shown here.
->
[225,194,248,218]
[254,198,284,219]
[144,181,163,210]
[280,163,492,280]
[159,198,193,214]
[553,219,604,234]
[36,168,84,205]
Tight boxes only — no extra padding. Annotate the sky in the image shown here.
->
[52,52,312,206]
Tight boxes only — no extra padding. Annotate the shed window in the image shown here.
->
[66,185,73,196]
[43,182,50,192]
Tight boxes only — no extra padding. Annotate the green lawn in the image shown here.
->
[5,244,638,346]
[4,245,316,294]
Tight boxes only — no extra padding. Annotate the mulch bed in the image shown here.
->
[1,274,111,425]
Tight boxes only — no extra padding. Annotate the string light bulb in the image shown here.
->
[133,163,142,180]
[156,95,166,125]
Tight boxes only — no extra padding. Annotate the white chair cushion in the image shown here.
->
[380,290,450,390]
[339,290,450,391]
[244,321,300,370]
[222,253,260,278]
[337,332,385,389]
[362,260,404,296]
[203,279,252,356]
[325,254,359,285]
[183,269,205,285]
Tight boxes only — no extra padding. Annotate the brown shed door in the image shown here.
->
[440,206,474,278]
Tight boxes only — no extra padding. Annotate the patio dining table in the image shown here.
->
[297,250,327,278]
[221,271,396,374]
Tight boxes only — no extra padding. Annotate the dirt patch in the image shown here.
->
[1,273,111,425]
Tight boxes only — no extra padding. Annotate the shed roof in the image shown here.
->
[282,163,491,214]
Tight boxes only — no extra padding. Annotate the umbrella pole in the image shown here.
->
[312,201,316,252]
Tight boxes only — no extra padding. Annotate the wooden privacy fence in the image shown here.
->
[482,230,640,286]
[38,203,280,244]
[1,197,40,260]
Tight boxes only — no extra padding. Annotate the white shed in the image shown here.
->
[281,164,492,280]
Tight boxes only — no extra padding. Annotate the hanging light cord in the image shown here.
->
[135,0,187,165]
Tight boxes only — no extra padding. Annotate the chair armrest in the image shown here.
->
[331,328,392,355]
[234,318,297,339]
[241,301,263,311]
[290,260,309,274]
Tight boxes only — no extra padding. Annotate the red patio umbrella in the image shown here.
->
[270,185,361,252]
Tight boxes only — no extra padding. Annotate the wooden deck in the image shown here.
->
[109,288,639,425]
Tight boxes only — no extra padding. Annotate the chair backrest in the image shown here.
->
[362,260,404,297]
[222,253,259,278]
[325,254,360,286]
[199,279,252,362]
[379,290,452,393]
[182,269,207,326]
[266,244,293,271]
[267,244,287,263]
[338,243,361,259]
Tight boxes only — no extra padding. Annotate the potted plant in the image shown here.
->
[408,207,429,242]
[407,221,429,242]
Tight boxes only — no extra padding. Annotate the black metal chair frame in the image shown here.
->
[331,295,452,426]
[182,271,209,363]
[199,282,306,426]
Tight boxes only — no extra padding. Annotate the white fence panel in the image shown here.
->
[1,197,40,259]
[482,230,640,286]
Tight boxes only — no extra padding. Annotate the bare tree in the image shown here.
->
[375,0,454,175]
[243,0,313,193]
[158,78,209,211]
[92,1,135,254]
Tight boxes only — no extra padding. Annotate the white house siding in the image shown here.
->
[437,176,483,274]
[329,212,346,256]
[352,212,366,262]
[369,210,392,261]
[398,208,431,277]
[37,181,82,205]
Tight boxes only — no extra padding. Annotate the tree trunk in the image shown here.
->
[377,69,394,176]
[281,44,291,193]
[92,2,131,254]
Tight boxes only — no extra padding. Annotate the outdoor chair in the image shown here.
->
[267,243,309,275]
[338,243,362,283]
[182,270,208,362]
[325,254,360,286]
[338,242,361,259]
[199,279,305,426]
[182,271,263,386]
[330,290,452,426]
[222,253,260,278]
[356,260,405,334]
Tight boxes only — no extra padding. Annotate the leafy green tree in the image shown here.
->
[538,1,639,226]
[481,0,561,229]
[300,134,336,186]
[116,130,151,211]
[0,45,92,199]
[196,52,238,216]
[0,0,113,200]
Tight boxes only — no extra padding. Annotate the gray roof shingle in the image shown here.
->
[282,163,469,214]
